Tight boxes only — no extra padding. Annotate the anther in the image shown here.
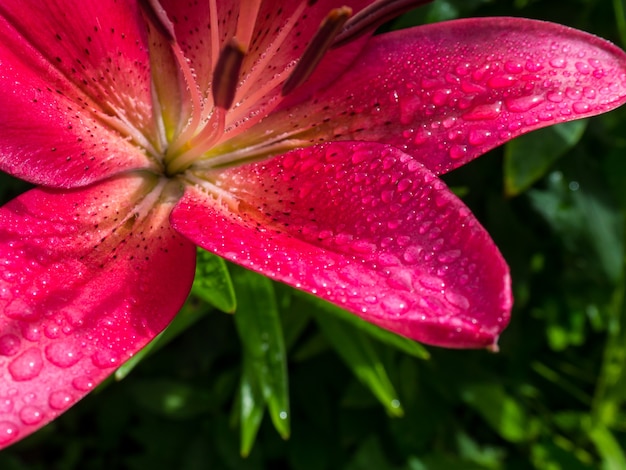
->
[138,0,176,44]
[212,38,246,110]
[281,6,352,96]
[332,0,433,49]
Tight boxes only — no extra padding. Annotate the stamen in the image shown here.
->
[96,110,160,159]
[140,0,206,157]
[332,0,433,49]
[192,133,310,170]
[212,38,246,110]
[234,1,308,104]
[165,38,245,174]
[281,6,352,96]
[235,0,263,51]
[209,0,221,70]
[166,107,226,175]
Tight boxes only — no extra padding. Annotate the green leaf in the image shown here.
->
[460,383,533,443]
[528,164,624,283]
[239,354,266,457]
[504,120,587,196]
[232,267,290,440]
[191,248,236,313]
[127,379,212,419]
[115,298,211,380]
[588,425,626,470]
[314,313,404,417]
[297,293,430,360]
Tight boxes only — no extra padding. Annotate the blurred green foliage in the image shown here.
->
[3,0,626,468]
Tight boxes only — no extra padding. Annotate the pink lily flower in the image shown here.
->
[0,0,625,448]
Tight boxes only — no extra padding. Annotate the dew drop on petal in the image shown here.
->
[20,323,41,342]
[8,348,43,381]
[381,295,411,316]
[573,102,590,114]
[462,101,502,120]
[4,299,37,321]
[0,421,18,445]
[45,342,81,368]
[19,405,44,425]
[403,245,422,264]
[49,390,74,410]
[364,295,378,304]
[445,290,471,310]
[449,145,467,160]
[0,334,20,356]
[419,276,445,292]
[549,57,567,68]
[91,349,120,369]
[505,95,544,112]
[72,376,95,392]
[0,398,13,413]
[468,129,491,146]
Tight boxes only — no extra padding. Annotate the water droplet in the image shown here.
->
[432,88,451,106]
[72,376,95,391]
[381,294,410,316]
[582,87,596,99]
[438,250,462,263]
[91,349,120,369]
[0,398,13,413]
[549,57,567,68]
[364,295,378,304]
[19,405,44,425]
[279,411,288,420]
[391,399,401,408]
[504,61,524,73]
[419,276,445,292]
[45,343,81,368]
[505,95,544,112]
[5,299,38,321]
[445,290,470,310]
[20,323,41,342]
[49,390,74,410]
[462,101,502,121]
[449,145,467,160]
[403,246,422,264]
[525,60,544,72]
[44,323,61,339]
[8,348,43,381]
[575,61,591,75]
[350,240,376,254]
[468,129,491,146]
[566,87,582,100]
[0,334,20,356]
[23,392,36,403]
[573,102,590,114]
[0,421,18,445]
[487,75,516,88]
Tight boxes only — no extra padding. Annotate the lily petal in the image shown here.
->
[0,1,158,187]
[0,174,196,447]
[242,17,626,175]
[172,142,511,349]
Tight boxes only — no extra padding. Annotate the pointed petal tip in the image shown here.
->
[171,141,513,351]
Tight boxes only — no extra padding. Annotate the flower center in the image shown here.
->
[136,0,430,178]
